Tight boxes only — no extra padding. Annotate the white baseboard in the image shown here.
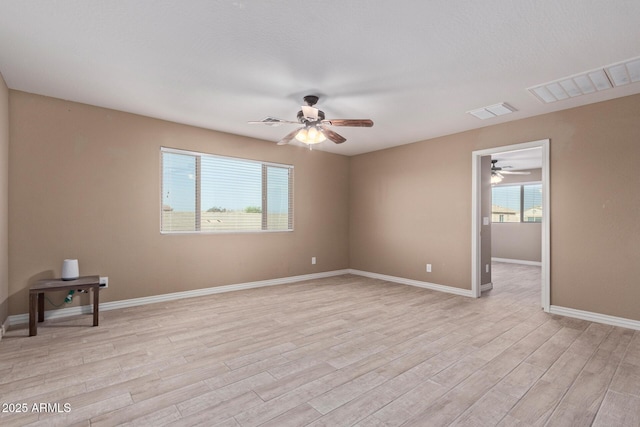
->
[492,257,542,266]
[550,305,640,331]
[7,269,351,326]
[348,269,474,297]
[481,282,493,292]
[9,270,639,333]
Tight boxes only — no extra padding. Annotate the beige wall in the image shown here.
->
[8,91,350,315]
[492,223,542,262]
[7,90,640,323]
[0,74,8,326]
[350,94,640,321]
[349,133,472,288]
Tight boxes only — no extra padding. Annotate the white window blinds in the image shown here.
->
[492,185,521,223]
[523,184,543,222]
[161,147,293,233]
[492,183,543,223]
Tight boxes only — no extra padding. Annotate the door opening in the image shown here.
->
[471,139,550,311]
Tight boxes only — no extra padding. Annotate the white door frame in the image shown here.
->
[471,139,551,311]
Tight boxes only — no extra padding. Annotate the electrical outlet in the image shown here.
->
[311,257,316,265]
[486,264,490,273]
[426,264,432,273]
[99,276,108,288]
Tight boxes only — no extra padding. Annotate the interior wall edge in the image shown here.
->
[0,70,10,329]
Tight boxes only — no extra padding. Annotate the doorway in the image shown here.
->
[471,139,550,311]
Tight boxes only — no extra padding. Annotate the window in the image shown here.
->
[492,183,542,223]
[523,183,543,222]
[161,147,293,233]
[492,185,521,223]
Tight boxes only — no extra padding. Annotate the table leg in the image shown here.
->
[29,293,37,336]
[38,292,45,322]
[92,285,99,326]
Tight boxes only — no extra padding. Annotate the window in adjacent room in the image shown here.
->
[491,183,542,223]
[491,185,521,223]
[161,147,293,233]
[523,183,543,222]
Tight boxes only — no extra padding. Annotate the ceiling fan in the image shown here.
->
[248,95,373,146]
[491,159,530,183]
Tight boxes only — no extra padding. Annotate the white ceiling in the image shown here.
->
[1,1,640,156]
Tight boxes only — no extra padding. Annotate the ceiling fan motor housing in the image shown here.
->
[297,109,325,123]
[303,95,319,106]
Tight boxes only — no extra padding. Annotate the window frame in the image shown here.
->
[160,147,294,234]
[491,181,542,224]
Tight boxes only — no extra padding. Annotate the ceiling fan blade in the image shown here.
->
[248,117,298,127]
[320,126,346,144]
[322,119,374,127]
[501,171,531,175]
[277,128,302,145]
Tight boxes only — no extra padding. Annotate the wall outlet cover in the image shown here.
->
[99,276,109,288]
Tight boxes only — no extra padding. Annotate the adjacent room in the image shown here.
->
[1,1,639,426]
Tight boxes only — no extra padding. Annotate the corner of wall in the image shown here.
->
[0,71,9,331]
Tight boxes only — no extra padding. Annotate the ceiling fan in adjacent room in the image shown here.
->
[249,95,374,147]
[491,159,531,184]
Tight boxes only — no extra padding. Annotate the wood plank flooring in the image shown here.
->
[1,262,639,426]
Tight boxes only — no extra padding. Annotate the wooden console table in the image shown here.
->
[29,275,101,336]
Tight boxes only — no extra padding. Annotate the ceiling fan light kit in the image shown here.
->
[249,95,373,148]
[295,126,326,144]
[491,174,503,184]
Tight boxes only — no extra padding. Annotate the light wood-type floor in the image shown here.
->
[1,263,639,426]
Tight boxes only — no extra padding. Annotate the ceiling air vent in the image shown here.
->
[528,56,640,103]
[605,57,640,86]
[467,103,516,120]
